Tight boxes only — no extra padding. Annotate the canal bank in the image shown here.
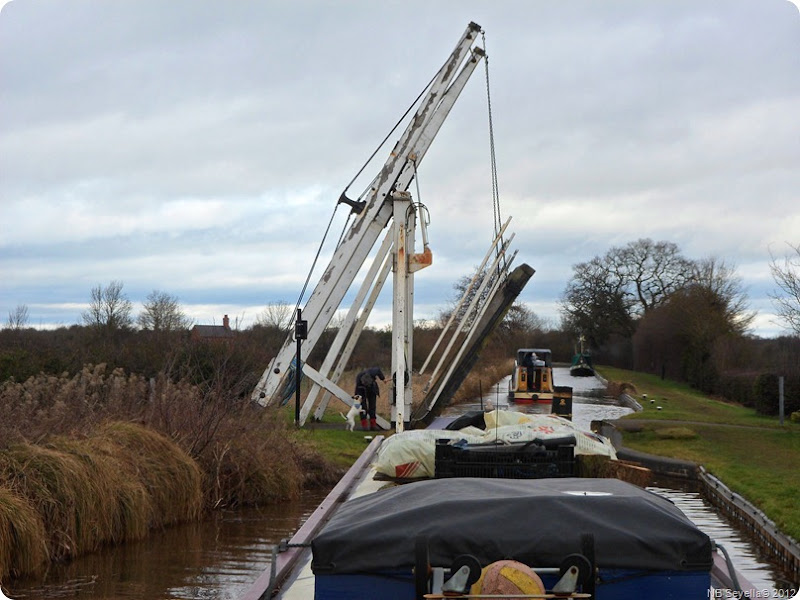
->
[6,368,797,597]
[593,366,800,587]
[595,418,800,586]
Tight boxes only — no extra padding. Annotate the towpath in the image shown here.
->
[611,417,785,432]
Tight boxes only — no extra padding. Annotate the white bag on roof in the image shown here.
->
[373,429,483,480]
[483,408,535,428]
[480,410,616,458]
[374,410,617,480]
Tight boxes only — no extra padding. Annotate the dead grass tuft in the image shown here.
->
[607,380,638,397]
[0,487,48,580]
[0,422,203,579]
[0,442,103,561]
[92,422,203,527]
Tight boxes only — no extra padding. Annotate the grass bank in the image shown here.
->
[598,366,800,542]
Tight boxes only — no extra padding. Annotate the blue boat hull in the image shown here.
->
[315,569,710,599]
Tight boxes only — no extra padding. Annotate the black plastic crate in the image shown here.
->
[434,438,575,479]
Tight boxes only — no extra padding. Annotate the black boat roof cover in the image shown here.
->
[311,477,712,574]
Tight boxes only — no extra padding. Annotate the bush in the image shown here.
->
[753,373,800,416]
[0,487,48,580]
[716,372,759,407]
[754,373,781,415]
[784,375,800,416]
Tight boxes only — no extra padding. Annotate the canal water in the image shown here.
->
[443,368,795,593]
[5,369,795,598]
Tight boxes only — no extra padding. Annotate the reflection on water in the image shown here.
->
[6,369,794,597]
[6,490,328,600]
[444,367,791,591]
[442,367,633,431]
[648,483,789,591]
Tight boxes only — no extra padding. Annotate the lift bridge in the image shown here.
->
[251,22,534,431]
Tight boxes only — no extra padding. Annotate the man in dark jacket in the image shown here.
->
[354,366,385,430]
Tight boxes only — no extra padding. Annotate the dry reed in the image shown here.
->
[606,380,638,397]
[0,422,204,581]
[0,487,48,581]
[203,422,305,508]
[450,359,515,404]
[0,364,334,509]
[90,422,203,527]
[0,363,376,581]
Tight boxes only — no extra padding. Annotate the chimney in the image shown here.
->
[223,314,230,329]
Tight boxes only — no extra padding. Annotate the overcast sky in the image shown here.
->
[1,0,799,338]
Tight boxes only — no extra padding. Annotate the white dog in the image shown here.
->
[341,396,363,431]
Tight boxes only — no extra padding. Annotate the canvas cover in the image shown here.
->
[311,477,712,575]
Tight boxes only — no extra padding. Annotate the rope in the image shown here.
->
[290,62,442,327]
[335,211,354,249]
[411,159,432,231]
[291,203,340,326]
[341,70,439,197]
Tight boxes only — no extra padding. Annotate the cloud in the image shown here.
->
[1,0,799,338]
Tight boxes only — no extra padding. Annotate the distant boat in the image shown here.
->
[570,335,595,377]
[508,348,573,412]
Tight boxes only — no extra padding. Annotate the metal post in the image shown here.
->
[392,192,411,433]
[294,309,307,428]
[779,376,785,425]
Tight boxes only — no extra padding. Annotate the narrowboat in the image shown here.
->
[508,348,573,405]
[311,477,715,599]
[570,336,595,377]
[243,432,758,600]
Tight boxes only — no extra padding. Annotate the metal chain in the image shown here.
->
[413,159,424,217]
[482,31,507,276]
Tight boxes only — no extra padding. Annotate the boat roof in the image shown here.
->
[311,477,712,575]
[516,348,553,366]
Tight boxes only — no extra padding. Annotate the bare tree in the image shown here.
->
[634,257,754,387]
[769,242,800,336]
[492,302,548,354]
[82,280,133,330]
[5,304,29,330]
[561,239,694,347]
[560,256,635,347]
[138,290,191,331]
[690,257,754,335]
[256,301,293,330]
[609,238,694,315]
